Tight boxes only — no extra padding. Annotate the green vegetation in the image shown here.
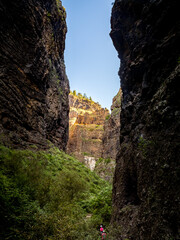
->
[48,66,64,97]
[95,125,103,130]
[58,86,63,96]
[73,90,76,96]
[56,0,66,21]
[138,136,154,157]
[96,157,111,165]
[50,66,59,81]
[77,92,83,98]
[69,90,102,107]
[47,12,51,17]
[106,114,111,120]
[83,152,91,156]
[86,125,103,132]
[0,146,112,239]
[82,138,102,144]
[178,56,180,64]
[115,90,122,106]
[111,107,120,116]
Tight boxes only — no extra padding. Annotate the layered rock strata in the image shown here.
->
[0,0,69,150]
[67,93,109,165]
[110,0,180,239]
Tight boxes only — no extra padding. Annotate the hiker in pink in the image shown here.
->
[100,225,104,233]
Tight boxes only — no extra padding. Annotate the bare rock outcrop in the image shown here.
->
[67,93,109,163]
[0,0,69,150]
[110,0,180,239]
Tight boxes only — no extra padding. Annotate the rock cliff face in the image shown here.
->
[67,93,109,165]
[110,0,180,239]
[0,0,69,150]
[102,89,122,160]
[94,90,121,183]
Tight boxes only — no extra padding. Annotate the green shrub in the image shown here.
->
[106,114,111,120]
[47,12,51,17]
[83,152,92,156]
[178,56,180,64]
[0,146,112,239]
[105,158,111,164]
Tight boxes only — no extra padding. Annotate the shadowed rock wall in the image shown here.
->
[102,89,122,160]
[0,0,69,149]
[110,0,180,239]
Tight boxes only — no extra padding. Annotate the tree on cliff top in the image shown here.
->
[77,92,82,97]
[83,93,88,99]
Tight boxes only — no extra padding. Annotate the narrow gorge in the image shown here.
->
[0,0,179,239]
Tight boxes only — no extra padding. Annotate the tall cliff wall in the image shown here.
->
[102,89,122,160]
[67,93,109,163]
[110,0,180,239]
[68,93,117,182]
[0,0,69,150]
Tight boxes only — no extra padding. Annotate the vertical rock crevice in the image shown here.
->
[110,0,180,239]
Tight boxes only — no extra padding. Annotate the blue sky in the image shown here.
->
[62,0,120,110]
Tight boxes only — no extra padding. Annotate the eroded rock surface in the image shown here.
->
[0,0,69,150]
[68,93,118,182]
[102,89,122,160]
[110,0,180,239]
[67,93,109,162]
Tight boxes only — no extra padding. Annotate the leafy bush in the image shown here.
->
[73,90,76,96]
[0,146,112,239]
[105,114,111,120]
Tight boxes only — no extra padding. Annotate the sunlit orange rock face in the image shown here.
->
[67,93,109,162]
